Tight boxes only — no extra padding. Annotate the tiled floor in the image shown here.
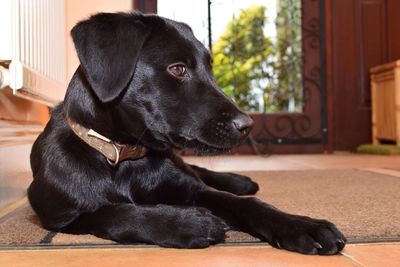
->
[1,143,400,266]
[0,144,32,209]
[0,243,399,267]
[184,153,400,171]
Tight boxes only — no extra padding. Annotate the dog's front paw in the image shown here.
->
[229,173,259,195]
[218,172,259,195]
[157,207,228,249]
[267,215,346,255]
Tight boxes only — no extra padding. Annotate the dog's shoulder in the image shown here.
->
[31,103,107,177]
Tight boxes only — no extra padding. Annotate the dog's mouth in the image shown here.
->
[151,115,253,154]
[166,134,232,155]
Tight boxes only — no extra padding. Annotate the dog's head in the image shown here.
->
[70,12,253,153]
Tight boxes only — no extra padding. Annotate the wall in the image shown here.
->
[65,0,132,81]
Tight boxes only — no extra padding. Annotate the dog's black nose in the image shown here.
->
[232,114,254,138]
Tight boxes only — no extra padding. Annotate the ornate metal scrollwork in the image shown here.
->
[249,0,326,150]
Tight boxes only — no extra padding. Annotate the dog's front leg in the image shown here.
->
[195,190,346,255]
[63,203,227,248]
[190,165,259,195]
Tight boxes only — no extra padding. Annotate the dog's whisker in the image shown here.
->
[134,120,156,147]
[182,127,194,149]
[134,126,149,147]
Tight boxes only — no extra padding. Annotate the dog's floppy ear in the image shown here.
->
[71,13,150,103]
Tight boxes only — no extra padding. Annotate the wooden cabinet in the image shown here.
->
[371,60,400,145]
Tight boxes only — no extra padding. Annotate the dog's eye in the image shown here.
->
[167,64,188,78]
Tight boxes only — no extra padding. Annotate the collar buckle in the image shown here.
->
[66,116,148,166]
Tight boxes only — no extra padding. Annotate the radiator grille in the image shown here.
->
[12,0,66,103]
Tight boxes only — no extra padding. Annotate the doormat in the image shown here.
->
[1,169,400,247]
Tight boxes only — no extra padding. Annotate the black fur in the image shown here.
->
[28,12,346,254]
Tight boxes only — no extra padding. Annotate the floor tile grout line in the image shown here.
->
[280,157,323,169]
[0,204,29,225]
[340,252,368,267]
[0,141,36,148]
[0,197,28,219]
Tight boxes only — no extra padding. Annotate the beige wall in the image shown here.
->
[65,0,132,81]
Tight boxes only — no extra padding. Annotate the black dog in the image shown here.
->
[28,12,346,254]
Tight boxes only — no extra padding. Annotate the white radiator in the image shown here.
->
[1,0,66,105]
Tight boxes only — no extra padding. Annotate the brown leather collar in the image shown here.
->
[66,117,148,166]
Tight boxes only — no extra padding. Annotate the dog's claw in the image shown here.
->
[313,242,323,249]
[276,240,282,249]
[336,238,346,251]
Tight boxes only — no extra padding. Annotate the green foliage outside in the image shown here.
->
[212,1,302,113]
